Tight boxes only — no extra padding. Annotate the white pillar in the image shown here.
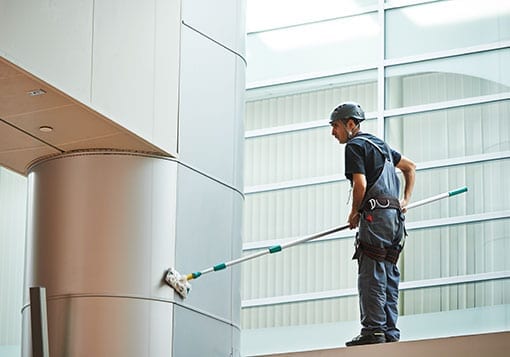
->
[21,150,242,356]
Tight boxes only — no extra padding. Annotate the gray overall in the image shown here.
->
[353,136,405,341]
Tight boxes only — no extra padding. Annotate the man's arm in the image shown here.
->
[349,173,367,229]
[396,155,416,211]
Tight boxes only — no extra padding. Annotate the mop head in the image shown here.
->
[165,267,191,299]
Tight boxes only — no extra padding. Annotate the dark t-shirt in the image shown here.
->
[344,132,401,189]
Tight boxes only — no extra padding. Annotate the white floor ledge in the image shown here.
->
[253,331,510,357]
[241,304,510,356]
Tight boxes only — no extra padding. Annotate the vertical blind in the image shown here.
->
[0,169,27,345]
[242,75,510,329]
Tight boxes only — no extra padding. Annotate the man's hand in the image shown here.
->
[349,173,366,229]
[348,210,360,229]
[400,198,409,213]
[396,156,416,214]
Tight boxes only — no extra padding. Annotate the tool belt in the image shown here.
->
[353,195,405,264]
[353,240,402,264]
[361,196,401,212]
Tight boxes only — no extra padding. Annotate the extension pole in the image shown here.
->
[406,186,467,210]
[186,224,349,281]
[186,186,468,281]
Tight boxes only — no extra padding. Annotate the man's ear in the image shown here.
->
[347,118,356,129]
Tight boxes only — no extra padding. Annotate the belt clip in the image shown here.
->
[368,198,390,210]
[378,199,390,208]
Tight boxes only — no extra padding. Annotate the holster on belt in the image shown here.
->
[352,238,402,264]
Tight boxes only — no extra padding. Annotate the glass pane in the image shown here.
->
[241,219,509,330]
[242,217,509,301]
[247,0,378,32]
[0,168,27,355]
[242,296,359,329]
[404,159,510,222]
[402,281,510,316]
[246,71,377,131]
[243,180,352,243]
[385,49,510,109]
[242,238,357,300]
[246,12,379,86]
[386,100,510,162]
[245,120,377,187]
[242,218,510,328]
[403,219,510,282]
[386,0,510,59]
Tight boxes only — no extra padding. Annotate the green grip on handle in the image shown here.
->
[269,245,282,254]
[213,263,227,271]
[448,186,468,197]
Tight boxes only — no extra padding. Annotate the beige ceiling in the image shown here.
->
[0,56,169,176]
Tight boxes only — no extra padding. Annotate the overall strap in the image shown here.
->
[352,135,400,211]
[353,135,393,164]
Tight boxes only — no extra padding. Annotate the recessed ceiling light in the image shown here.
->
[27,89,47,96]
[39,126,53,133]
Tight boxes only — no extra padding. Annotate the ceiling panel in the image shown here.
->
[0,120,60,173]
[0,75,71,117]
[7,104,119,146]
[58,132,162,153]
[0,56,169,176]
[0,60,21,79]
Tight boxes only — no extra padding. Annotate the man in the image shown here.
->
[330,102,416,346]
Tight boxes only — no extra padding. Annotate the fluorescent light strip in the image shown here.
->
[241,271,510,308]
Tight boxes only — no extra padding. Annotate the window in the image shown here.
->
[243,0,509,353]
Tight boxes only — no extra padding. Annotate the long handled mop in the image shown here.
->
[165,186,468,298]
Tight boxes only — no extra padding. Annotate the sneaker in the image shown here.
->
[385,336,399,343]
[345,332,386,346]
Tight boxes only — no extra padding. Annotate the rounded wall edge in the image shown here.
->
[24,151,178,304]
[21,296,174,357]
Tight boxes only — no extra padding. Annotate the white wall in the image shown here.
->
[0,0,181,155]
[0,168,27,356]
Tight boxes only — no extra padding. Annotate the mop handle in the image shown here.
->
[186,186,467,281]
[406,186,467,210]
[186,225,349,280]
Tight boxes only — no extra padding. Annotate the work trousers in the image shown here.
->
[358,254,400,341]
[357,208,404,341]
